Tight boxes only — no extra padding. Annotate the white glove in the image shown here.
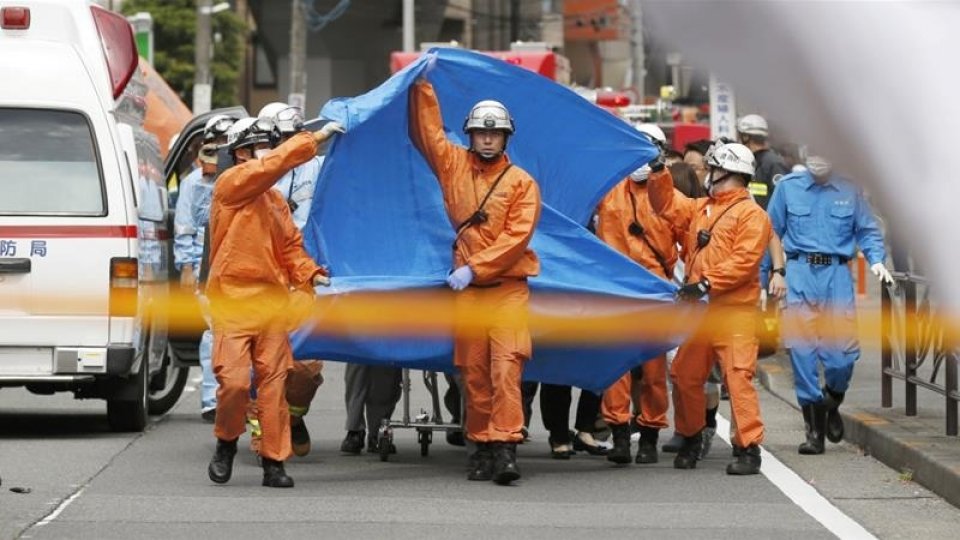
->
[446,265,474,291]
[313,273,331,287]
[871,262,894,285]
[423,52,438,75]
[313,121,345,143]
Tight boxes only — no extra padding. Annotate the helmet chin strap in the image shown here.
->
[704,170,733,197]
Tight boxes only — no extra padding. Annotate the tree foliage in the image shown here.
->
[122,0,246,109]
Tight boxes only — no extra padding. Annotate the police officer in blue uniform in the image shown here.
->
[766,155,893,455]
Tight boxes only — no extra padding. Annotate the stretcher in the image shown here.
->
[375,369,463,462]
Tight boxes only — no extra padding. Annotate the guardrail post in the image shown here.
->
[947,349,958,436]
[905,279,918,417]
[881,281,892,408]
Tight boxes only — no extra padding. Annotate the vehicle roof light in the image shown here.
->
[1,6,30,30]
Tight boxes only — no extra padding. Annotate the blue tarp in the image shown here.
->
[291,48,688,392]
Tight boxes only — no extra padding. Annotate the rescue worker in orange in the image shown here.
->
[597,124,681,466]
[648,141,772,475]
[409,75,541,486]
[205,117,344,488]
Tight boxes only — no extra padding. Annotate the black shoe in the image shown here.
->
[467,443,494,481]
[635,427,659,464]
[572,431,608,456]
[201,409,216,423]
[208,438,238,484]
[492,443,521,485]
[731,444,742,458]
[673,431,702,470]
[367,434,397,454]
[726,444,761,475]
[261,457,294,488]
[661,431,683,453]
[291,417,311,457]
[798,403,826,455]
[446,430,466,447]
[823,387,845,443]
[607,424,632,465]
[548,436,574,460]
[340,430,365,455]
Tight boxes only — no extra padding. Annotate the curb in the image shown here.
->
[757,353,960,510]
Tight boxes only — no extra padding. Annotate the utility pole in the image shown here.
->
[628,0,645,104]
[402,0,414,52]
[193,0,213,114]
[289,0,307,111]
[510,0,519,42]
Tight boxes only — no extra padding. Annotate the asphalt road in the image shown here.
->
[2,362,960,539]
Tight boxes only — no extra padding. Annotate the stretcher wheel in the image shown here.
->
[418,429,432,457]
[378,432,392,462]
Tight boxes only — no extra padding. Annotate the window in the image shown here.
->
[0,108,105,215]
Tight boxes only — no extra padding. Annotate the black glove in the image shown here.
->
[648,150,666,173]
[677,278,710,301]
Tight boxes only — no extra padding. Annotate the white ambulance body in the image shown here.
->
[0,0,186,431]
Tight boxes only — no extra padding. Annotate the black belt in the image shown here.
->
[787,252,849,266]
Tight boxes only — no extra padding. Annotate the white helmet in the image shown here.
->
[203,114,235,142]
[258,102,304,135]
[705,142,756,177]
[737,114,768,137]
[224,117,279,151]
[463,100,515,134]
[637,123,666,146]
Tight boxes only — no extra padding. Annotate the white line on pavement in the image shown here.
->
[34,486,85,527]
[716,414,877,540]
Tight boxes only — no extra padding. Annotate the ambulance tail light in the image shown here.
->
[109,257,138,317]
[1,6,30,29]
[90,5,138,99]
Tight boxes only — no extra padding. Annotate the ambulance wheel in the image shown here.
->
[107,356,148,432]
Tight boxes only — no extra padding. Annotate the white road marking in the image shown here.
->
[717,414,877,540]
[33,486,85,527]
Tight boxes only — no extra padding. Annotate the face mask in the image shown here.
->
[477,150,499,161]
[704,169,732,197]
[630,165,650,183]
[254,148,271,160]
[806,156,832,178]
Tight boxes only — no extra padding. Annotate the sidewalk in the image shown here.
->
[757,281,960,510]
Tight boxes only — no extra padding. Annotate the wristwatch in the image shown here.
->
[772,267,786,277]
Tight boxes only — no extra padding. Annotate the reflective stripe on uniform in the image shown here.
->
[748,182,769,197]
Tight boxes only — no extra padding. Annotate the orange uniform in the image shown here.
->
[208,132,324,461]
[647,168,771,448]
[596,179,680,431]
[410,80,541,443]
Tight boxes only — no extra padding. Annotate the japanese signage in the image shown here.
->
[0,240,48,258]
[709,74,737,141]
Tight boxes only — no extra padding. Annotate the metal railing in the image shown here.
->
[881,272,959,435]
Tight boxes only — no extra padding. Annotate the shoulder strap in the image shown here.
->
[684,198,750,283]
[454,164,514,238]
[627,189,672,278]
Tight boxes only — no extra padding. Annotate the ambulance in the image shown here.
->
[0,0,188,431]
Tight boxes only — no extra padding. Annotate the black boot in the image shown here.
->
[607,424,632,464]
[261,457,294,488]
[726,444,761,475]
[672,431,702,470]
[635,426,659,464]
[208,438,238,484]
[467,443,494,481]
[798,403,826,455]
[661,431,683,453]
[340,430,365,455]
[823,387,845,443]
[492,442,521,485]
